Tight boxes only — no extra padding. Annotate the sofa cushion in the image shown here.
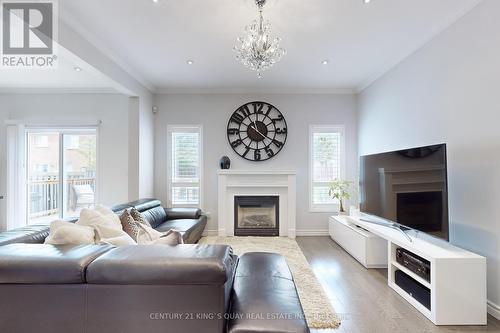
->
[227,252,309,333]
[110,203,132,214]
[86,244,235,285]
[0,244,113,284]
[141,206,167,229]
[130,198,162,212]
[155,219,199,233]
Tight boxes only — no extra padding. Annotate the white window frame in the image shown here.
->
[166,125,203,209]
[309,124,346,213]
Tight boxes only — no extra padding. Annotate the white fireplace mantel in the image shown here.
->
[217,170,296,238]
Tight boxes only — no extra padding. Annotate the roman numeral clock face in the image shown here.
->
[227,101,287,161]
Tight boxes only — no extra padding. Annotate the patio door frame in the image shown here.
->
[25,126,100,224]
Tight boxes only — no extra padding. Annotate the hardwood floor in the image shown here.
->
[296,237,500,333]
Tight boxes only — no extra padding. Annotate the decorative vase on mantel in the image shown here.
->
[220,156,231,170]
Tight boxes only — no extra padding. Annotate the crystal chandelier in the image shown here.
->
[233,0,286,78]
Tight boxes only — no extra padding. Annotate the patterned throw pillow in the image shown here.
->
[130,208,151,227]
[119,209,140,242]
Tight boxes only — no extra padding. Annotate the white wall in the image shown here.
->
[139,96,155,198]
[0,108,8,230]
[0,93,130,230]
[154,93,358,234]
[127,95,155,200]
[59,21,155,200]
[358,0,500,314]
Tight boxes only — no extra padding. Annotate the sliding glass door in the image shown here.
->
[26,129,97,224]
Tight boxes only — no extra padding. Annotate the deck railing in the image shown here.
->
[28,173,96,218]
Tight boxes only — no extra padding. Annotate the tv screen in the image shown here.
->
[359,144,449,241]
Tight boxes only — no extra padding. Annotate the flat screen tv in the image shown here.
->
[359,144,449,241]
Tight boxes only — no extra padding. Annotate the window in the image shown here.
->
[26,129,98,225]
[65,135,80,149]
[167,125,203,207]
[34,135,48,148]
[35,164,49,173]
[309,125,345,212]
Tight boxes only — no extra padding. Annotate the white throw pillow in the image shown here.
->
[77,205,136,246]
[77,205,122,233]
[151,229,184,246]
[136,223,164,244]
[44,220,95,245]
[93,223,137,246]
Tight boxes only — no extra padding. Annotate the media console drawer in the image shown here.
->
[329,216,387,268]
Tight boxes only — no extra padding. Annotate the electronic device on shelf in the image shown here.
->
[395,270,431,310]
[396,247,431,282]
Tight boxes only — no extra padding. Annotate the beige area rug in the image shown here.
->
[199,236,341,329]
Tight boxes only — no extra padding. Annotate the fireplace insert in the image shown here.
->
[234,196,279,236]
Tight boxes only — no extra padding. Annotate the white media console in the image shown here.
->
[329,215,487,326]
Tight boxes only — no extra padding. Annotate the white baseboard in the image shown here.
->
[202,229,329,237]
[202,229,218,236]
[488,300,500,320]
[295,229,329,236]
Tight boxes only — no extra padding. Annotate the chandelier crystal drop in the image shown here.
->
[233,0,286,78]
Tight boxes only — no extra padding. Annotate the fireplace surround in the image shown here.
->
[217,170,296,238]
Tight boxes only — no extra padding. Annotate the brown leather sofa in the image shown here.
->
[0,199,310,333]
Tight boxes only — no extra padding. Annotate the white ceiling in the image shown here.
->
[0,46,120,92]
[7,0,483,93]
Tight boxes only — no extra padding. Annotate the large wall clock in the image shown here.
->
[227,101,287,161]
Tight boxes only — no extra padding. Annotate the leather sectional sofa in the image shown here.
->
[0,198,207,247]
[0,199,310,333]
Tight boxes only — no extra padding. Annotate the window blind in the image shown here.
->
[310,126,344,210]
[169,127,202,206]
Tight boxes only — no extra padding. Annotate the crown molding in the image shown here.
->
[356,0,484,93]
[0,87,120,94]
[155,87,357,95]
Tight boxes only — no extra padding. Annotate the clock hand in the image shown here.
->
[250,123,266,139]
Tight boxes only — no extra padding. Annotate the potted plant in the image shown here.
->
[328,179,352,213]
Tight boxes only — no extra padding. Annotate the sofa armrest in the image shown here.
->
[165,207,202,220]
[0,223,51,246]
